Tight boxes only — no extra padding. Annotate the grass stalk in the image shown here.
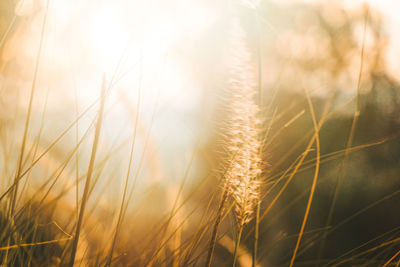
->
[2,2,49,264]
[252,200,260,267]
[205,183,229,267]
[288,89,321,267]
[232,222,244,267]
[317,7,369,261]
[106,71,141,267]
[8,0,50,219]
[67,75,107,266]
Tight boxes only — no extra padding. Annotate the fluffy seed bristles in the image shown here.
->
[225,18,262,227]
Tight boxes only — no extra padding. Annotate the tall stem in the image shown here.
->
[233,223,244,267]
[68,76,107,266]
[205,183,229,267]
[252,200,260,267]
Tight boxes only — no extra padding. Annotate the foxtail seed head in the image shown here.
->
[225,18,262,227]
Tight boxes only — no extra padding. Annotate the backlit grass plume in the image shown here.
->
[205,17,263,267]
[225,18,262,228]
[225,18,263,267]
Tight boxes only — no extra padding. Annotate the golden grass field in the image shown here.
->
[0,0,400,266]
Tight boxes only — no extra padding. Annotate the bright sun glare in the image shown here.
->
[13,0,215,104]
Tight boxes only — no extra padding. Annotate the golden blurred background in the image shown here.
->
[0,0,399,266]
